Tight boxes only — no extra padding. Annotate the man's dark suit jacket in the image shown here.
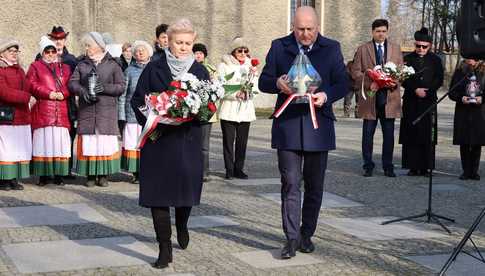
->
[259,33,348,152]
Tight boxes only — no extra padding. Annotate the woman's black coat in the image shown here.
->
[131,52,210,207]
[448,62,485,146]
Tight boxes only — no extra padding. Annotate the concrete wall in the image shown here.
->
[0,0,379,108]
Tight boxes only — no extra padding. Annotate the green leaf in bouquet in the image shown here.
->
[149,129,161,141]
[366,90,376,98]
[224,71,235,81]
[223,84,242,96]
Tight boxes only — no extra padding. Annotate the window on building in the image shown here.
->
[290,0,316,27]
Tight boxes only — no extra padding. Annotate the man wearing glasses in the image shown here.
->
[399,27,444,176]
[350,19,403,178]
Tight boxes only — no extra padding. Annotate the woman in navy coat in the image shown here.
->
[131,19,209,269]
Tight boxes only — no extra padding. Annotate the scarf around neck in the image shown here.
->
[164,48,195,80]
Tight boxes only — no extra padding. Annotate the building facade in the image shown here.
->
[1,0,380,107]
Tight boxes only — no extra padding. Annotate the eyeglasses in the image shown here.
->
[44,50,57,54]
[7,49,20,54]
[236,48,249,54]
[415,44,429,49]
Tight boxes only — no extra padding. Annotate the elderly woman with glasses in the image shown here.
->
[68,32,125,187]
[399,27,444,177]
[118,40,153,184]
[131,18,210,269]
[0,38,36,191]
[217,37,257,180]
[26,36,73,186]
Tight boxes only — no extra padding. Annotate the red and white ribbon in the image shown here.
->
[273,94,319,129]
[136,111,161,149]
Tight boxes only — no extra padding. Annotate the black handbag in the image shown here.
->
[0,105,15,123]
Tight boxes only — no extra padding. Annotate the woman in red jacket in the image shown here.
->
[0,38,35,191]
[27,36,72,186]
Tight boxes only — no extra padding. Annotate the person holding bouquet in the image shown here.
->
[131,18,210,269]
[217,37,257,180]
[68,32,125,187]
[350,19,403,177]
[449,59,485,180]
[399,28,444,176]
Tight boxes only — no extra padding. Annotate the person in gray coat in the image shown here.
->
[68,32,125,187]
[118,40,153,184]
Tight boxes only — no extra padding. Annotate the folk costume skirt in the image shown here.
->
[121,123,141,173]
[0,125,31,180]
[32,126,71,176]
[76,131,120,176]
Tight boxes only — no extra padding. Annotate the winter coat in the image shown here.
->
[258,33,348,151]
[217,55,257,123]
[399,52,444,146]
[350,40,404,120]
[0,60,31,125]
[120,55,135,72]
[68,53,125,135]
[131,51,210,207]
[26,60,72,130]
[449,62,485,145]
[119,62,146,123]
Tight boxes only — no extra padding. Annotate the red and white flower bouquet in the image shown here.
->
[137,73,224,148]
[363,62,415,99]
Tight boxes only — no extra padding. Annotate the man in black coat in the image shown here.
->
[399,27,444,176]
[259,7,348,259]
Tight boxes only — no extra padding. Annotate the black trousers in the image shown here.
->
[362,108,395,171]
[150,207,191,243]
[460,145,482,177]
[220,120,250,175]
[277,150,328,241]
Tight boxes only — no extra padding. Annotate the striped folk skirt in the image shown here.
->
[32,126,71,176]
[75,134,120,176]
[121,123,141,173]
[0,125,32,180]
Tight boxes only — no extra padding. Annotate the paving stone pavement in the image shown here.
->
[1,96,485,275]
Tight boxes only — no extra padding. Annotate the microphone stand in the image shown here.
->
[381,76,467,233]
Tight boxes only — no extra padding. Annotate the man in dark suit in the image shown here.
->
[259,6,348,259]
[350,19,403,178]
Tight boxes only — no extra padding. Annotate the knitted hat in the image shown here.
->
[229,37,248,52]
[0,37,19,53]
[193,43,208,57]
[39,36,56,54]
[132,40,154,57]
[414,27,432,43]
[102,32,115,45]
[88,32,106,50]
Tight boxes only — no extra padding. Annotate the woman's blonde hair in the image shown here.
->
[167,18,197,40]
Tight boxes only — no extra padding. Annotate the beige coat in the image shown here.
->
[216,55,257,123]
[350,40,403,120]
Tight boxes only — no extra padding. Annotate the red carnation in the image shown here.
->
[170,80,182,90]
[175,91,188,98]
[207,102,217,112]
[251,58,260,67]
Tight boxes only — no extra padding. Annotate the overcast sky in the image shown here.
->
[382,0,389,17]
